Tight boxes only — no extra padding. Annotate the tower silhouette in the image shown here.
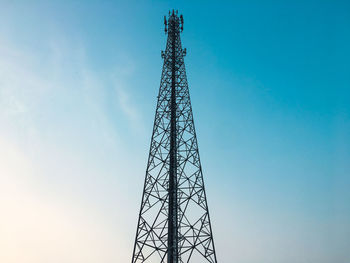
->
[131,11,217,263]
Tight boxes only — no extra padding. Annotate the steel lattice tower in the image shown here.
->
[131,10,218,263]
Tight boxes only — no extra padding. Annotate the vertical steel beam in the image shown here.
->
[167,13,178,263]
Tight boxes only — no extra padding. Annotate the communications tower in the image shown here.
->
[131,10,218,263]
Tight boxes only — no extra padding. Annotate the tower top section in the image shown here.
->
[164,10,184,34]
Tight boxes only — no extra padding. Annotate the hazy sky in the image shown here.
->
[0,1,349,263]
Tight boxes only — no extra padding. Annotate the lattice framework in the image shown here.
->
[132,10,218,263]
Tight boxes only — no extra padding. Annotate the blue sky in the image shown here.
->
[0,1,349,262]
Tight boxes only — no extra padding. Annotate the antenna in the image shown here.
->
[180,14,184,32]
[164,16,167,34]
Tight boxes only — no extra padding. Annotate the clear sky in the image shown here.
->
[0,1,349,262]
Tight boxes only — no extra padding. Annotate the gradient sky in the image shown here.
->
[0,1,349,263]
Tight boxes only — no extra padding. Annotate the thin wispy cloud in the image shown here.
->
[112,61,145,134]
[0,32,138,263]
